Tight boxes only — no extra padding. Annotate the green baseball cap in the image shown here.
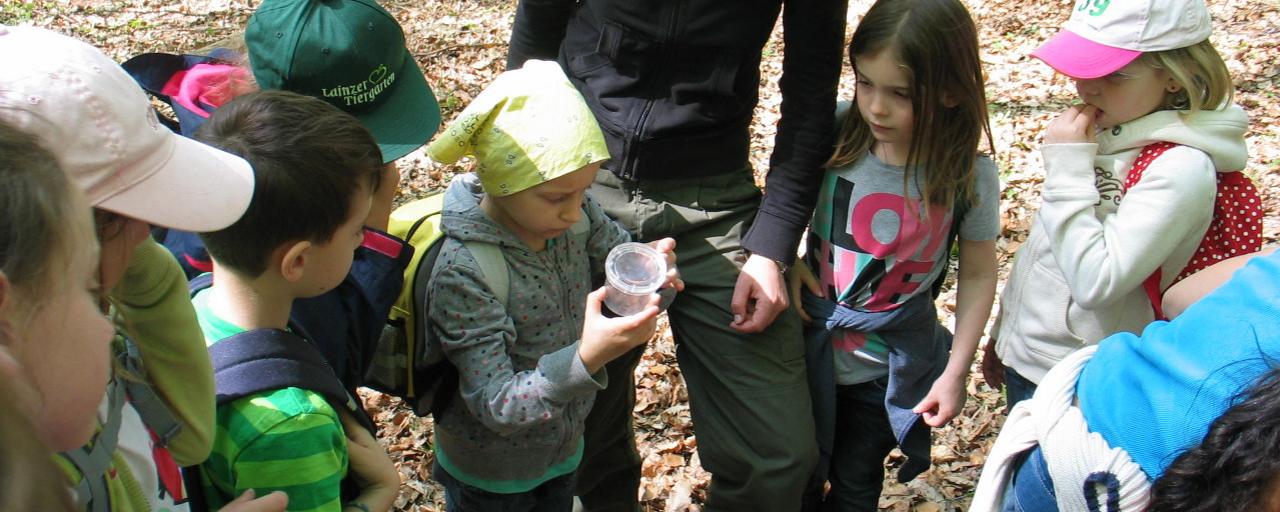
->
[246,0,441,163]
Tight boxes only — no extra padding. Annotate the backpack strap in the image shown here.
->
[930,195,970,299]
[59,335,185,510]
[464,240,511,305]
[60,378,126,512]
[188,272,214,295]
[1120,142,1179,320]
[118,337,184,447]
[189,273,374,433]
[208,330,361,412]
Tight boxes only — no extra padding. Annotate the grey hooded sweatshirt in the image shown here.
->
[427,174,630,483]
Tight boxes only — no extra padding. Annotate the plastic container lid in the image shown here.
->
[604,242,667,295]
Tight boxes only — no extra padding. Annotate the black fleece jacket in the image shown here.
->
[507,0,848,264]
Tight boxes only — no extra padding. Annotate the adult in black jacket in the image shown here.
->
[510,1,847,510]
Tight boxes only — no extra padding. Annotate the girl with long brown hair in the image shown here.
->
[788,0,999,509]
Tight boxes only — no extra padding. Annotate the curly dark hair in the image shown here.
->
[1147,367,1280,512]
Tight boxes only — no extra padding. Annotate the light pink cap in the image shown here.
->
[0,26,253,232]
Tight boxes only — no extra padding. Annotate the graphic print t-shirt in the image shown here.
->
[804,130,999,384]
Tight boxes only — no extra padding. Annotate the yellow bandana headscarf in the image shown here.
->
[426,60,609,196]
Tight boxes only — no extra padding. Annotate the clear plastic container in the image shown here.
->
[603,242,667,316]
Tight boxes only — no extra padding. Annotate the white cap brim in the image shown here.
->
[95,133,255,233]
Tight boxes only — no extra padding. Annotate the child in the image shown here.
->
[138,0,435,393]
[972,249,1280,511]
[0,26,276,511]
[786,0,1000,509]
[424,60,679,510]
[146,0,439,272]
[190,89,402,512]
[0,120,130,512]
[0,117,114,455]
[1147,369,1280,512]
[983,0,1250,405]
[0,118,287,512]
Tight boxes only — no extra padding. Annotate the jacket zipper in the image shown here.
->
[622,0,681,180]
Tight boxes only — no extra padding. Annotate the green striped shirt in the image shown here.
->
[193,289,348,512]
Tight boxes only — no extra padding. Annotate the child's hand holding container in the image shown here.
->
[579,238,682,373]
[604,238,682,316]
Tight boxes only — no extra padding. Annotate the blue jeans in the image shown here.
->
[433,460,576,512]
[1004,366,1038,407]
[1002,447,1058,512]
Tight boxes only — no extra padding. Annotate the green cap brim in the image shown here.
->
[353,51,441,163]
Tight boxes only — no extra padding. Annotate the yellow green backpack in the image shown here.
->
[365,192,506,415]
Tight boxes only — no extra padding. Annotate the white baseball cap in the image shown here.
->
[0,26,254,232]
[1031,0,1213,79]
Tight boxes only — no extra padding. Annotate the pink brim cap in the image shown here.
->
[1031,29,1142,80]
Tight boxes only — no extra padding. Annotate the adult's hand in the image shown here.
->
[730,254,789,333]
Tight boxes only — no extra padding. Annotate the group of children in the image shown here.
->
[0,0,1273,510]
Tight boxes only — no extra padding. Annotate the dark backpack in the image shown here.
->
[183,274,375,512]
[930,192,971,299]
[1122,141,1264,319]
[122,50,248,279]
[121,49,245,137]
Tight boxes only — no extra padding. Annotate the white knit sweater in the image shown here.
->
[971,346,1151,512]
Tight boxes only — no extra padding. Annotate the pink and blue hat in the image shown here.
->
[1031,0,1213,79]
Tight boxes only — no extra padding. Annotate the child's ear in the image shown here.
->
[278,241,312,283]
[1165,78,1184,94]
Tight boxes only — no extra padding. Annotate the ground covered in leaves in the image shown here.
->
[9,0,1279,509]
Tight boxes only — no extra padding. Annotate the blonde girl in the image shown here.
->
[0,120,114,512]
[787,0,999,509]
[0,119,288,512]
[984,0,1250,407]
[0,27,292,512]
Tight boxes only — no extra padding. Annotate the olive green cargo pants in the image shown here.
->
[576,169,817,512]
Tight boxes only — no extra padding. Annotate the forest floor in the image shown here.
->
[8,0,1280,509]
